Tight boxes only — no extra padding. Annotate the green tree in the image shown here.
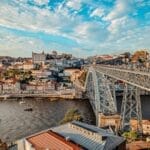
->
[59,109,83,124]
[122,131,138,142]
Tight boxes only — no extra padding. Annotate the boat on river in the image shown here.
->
[19,101,25,104]
[24,108,33,111]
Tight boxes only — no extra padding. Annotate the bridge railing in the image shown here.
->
[100,64,150,73]
[96,66,150,92]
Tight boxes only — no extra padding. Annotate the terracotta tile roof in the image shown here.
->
[3,78,18,84]
[27,130,82,150]
[23,61,33,65]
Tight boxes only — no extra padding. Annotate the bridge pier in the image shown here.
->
[120,84,143,134]
[98,113,121,131]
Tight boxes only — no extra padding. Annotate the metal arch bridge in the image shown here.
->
[84,65,150,133]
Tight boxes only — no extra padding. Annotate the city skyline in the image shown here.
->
[0,0,150,57]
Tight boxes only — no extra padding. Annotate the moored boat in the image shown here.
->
[24,108,33,111]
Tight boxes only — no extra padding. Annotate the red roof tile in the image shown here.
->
[27,130,82,150]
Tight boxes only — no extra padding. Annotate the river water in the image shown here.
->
[0,99,95,143]
[0,96,149,143]
[117,96,150,119]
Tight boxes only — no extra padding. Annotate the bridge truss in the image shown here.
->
[84,66,148,133]
[85,67,117,125]
[120,84,142,133]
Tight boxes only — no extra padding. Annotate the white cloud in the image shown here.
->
[98,25,150,54]
[0,1,81,39]
[72,21,108,49]
[103,0,135,34]
[34,0,49,5]
[0,33,46,57]
[105,0,132,21]
[0,28,77,57]
[90,8,104,18]
[0,0,149,57]
[107,16,136,33]
[66,0,82,10]
[135,0,150,7]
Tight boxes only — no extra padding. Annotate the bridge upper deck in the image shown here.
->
[95,65,150,92]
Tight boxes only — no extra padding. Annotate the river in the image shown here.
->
[0,96,149,143]
[0,99,95,143]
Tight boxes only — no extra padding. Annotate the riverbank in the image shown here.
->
[0,89,84,101]
[0,96,86,101]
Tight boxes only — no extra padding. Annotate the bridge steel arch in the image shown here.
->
[84,65,147,133]
[94,65,147,133]
[84,67,117,126]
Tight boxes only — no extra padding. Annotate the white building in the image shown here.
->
[2,80,20,93]
[32,51,46,65]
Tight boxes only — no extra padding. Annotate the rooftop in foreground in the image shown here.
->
[27,130,83,150]
[16,121,125,150]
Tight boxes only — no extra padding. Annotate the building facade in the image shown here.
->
[32,51,46,65]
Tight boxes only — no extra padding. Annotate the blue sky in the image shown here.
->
[0,0,150,57]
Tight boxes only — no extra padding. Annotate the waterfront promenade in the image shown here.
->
[0,89,77,100]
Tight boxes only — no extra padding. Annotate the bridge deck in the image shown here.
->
[96,66,150,92]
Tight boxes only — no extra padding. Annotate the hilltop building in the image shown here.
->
[32,51,46,65]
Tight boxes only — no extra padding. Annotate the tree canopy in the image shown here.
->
[131,50,149,63]
[59,108,83,124]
